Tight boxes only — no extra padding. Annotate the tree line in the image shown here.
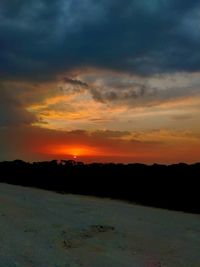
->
[0,160,199,213]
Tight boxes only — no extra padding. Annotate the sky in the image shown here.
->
[0,0,200,163]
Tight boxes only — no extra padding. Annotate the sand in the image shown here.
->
[0,183,199,267]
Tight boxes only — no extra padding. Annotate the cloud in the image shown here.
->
[0,0,200,81]
[90,85,149,103]
[60,77,89,94]
[0,79,68,128]
[17,69,200,133]
[63,77,88,87]
[170,114,194,121]
[0,84,37,127]
[91,130,131,138]
[65,70,200,107]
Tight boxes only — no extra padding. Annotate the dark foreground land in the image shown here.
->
[0,160,199,214]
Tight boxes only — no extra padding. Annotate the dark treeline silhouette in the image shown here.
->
[0,160,200,214]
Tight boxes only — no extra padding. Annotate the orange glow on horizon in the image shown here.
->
[46,144,105,157]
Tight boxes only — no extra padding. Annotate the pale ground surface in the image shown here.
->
[0,183,199,267]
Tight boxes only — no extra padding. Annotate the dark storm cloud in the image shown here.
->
[0,0,200,81]
[0,85,37,127]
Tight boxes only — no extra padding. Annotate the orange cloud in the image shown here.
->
[1,72,200,164]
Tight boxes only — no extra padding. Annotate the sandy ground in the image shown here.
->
[0,183,199,267]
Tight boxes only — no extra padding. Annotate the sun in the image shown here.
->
[73,154,78,160]
[46,144,101,158]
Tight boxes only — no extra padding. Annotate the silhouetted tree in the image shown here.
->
[0,160,199,213]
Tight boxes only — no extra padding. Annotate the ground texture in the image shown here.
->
[0,183,199,267]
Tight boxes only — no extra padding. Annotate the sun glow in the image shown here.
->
[46,145,102,157]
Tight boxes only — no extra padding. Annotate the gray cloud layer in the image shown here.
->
[0,0,200,80]
[64,71,200,106]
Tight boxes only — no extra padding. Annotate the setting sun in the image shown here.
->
[46,144,103,158]
[73,154,77,160]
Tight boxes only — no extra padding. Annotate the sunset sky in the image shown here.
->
[1,0,200,163]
